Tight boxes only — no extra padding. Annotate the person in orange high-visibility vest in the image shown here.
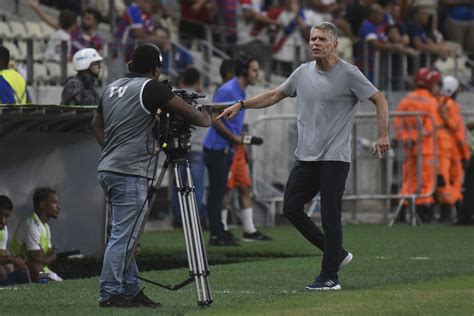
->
[432,77,458,222]
[393,68,440,223]
[438,76,471,223]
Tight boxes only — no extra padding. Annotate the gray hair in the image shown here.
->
[310,22,338,42]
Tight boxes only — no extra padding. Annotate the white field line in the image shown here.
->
[374,256,432,260]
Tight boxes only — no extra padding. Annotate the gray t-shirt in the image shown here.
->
[97,74,174,178]
[280,59,378,162]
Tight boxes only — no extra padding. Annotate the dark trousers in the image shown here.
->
[283,160,350,280]
[460,154,474,223]
[0,271,30,286]
[203,147,234,238]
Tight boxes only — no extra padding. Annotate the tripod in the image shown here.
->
[124,155,213,307]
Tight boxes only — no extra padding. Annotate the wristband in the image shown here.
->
[239,100,245,111]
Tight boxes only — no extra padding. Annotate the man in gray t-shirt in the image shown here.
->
[218,22,390,291]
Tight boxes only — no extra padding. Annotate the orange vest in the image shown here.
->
[394,89,437,155]
[438,96,471,161]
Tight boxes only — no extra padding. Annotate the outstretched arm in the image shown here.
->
[29,0,59,30]
[369,91,390,158]
[217,87,287,120]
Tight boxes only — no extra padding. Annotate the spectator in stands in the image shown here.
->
[29,0,77,62]
[217,0,238,48]
[410,0,439,28]
[357,4,417,84]
[171,67,208,229]
[71,7,105,56]
[0,46,31,105]
[459,120,474,225]
[179,0,218,46]
[407,6,458,61]
[203,55,260,247]
[155,28,194,79]
[94,0,126,23]
[218,22,390,290]
[61,48,103,105]
[393,68,440,223]
[440,0,474,59]
[271,0,324,76]
[308,0,356,44]
[11,187,62,283]
[236,0,279,78]
[344,0,376,41]
[0,195,30,286]
[221,124,272,242]
[115,0,161,62]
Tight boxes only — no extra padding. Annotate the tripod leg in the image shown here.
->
[174,161,213,306]
[184,163,212,305]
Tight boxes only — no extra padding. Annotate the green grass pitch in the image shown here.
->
[2,224,473,315]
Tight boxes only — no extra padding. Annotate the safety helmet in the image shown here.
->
[414,67,441,88]
[441,76,459,97]
[72,48,103,71]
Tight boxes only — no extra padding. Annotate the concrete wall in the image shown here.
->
[0,132,106,257]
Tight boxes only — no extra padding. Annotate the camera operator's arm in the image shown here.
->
[142,80,211,127]
[165,96,211,127]
[217,87,287,120]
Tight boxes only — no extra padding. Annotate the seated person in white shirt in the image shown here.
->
[11,188,62,282]
[0,195,30,286]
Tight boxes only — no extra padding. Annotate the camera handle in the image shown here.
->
[124,157,213,307]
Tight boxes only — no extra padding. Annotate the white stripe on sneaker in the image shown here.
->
[339,252,353,270]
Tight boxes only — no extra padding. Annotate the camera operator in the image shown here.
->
[91,43,211,308]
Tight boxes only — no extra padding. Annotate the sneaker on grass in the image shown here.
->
[305,277,341,291]
[99,295,138,308]
[242,231,272,242]
[130,289,162,308]
[339,251,353,271]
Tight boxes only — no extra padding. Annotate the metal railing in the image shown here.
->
[360,40,474,94]
[249,112,438,226]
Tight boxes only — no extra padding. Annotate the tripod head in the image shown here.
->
[156,82,207,160]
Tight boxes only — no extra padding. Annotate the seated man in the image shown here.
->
[0,195,30,286]
[11,188,62,282]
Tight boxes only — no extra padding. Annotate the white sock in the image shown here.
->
[221,209,228,231]
[241,207,257,234]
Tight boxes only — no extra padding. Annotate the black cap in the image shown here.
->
[128,44,163,74]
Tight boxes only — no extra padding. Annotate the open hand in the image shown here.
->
[373,135,390,159]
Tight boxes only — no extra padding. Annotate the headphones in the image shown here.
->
[235,54,254,77]
[128,43,163,74]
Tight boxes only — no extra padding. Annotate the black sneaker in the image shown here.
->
[339,251,353,271]
[305,277,341,291]
[242,231,272,242]
[99,295,137,308]
[209,235,240,247]
[224,230,240,243]
[130,289,162,308]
